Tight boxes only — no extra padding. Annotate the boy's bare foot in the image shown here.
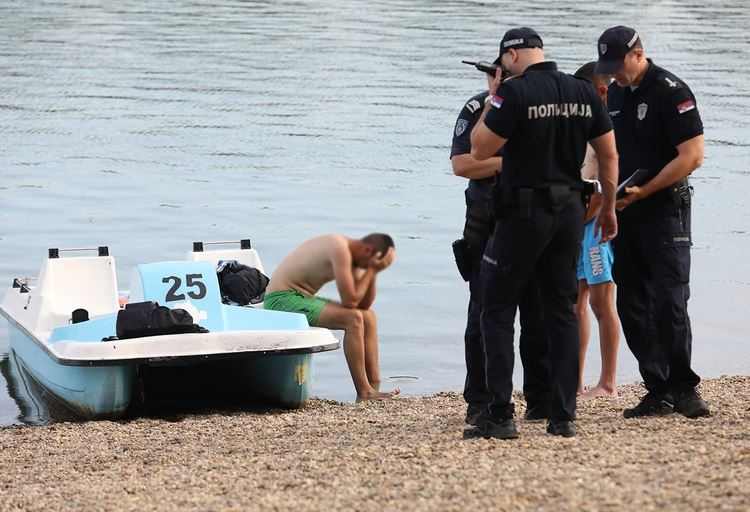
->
[581,385,617,399]
[356,388,400,401]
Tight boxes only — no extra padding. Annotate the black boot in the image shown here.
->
[623,392,674,418]
[673,388,710,418]
[546,420,576,438]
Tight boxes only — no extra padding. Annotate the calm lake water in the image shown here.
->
[1,0,748,425]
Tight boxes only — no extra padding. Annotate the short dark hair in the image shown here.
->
[361,233,394,254]
[574,61,598,81]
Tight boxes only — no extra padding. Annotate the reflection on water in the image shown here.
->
[0,350,80,425]
[1,0,748,425]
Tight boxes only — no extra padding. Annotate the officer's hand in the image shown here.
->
[595,209,618,243]
[615,186,645,211]
[489,67,503,97]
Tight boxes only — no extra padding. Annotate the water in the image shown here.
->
[1,0,748,425]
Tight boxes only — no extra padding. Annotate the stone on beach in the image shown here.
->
[0,376,748,511]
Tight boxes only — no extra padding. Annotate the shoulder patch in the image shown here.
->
[676,99,696,114]
[490,95,504,108]
[455,118,469,136]
[465,99,482,114]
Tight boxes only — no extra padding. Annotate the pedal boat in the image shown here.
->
[0,242,339,419]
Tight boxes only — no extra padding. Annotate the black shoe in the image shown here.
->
[546,420,576,438]
[623,392,674,418]
[673,389,711,418]
[465,405,484,426]
[481,417,519,440]
[523,402,549,422]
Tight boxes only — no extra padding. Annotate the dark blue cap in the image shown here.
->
[499,27,543,57]
[595,26,641,74]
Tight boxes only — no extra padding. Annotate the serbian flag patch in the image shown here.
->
[677,99,696,114]
[490,95,504,108]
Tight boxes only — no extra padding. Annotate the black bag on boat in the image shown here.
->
[114,301,208,340]
[217,260,269,305]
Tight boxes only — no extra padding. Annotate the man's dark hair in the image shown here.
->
[574,61,598,81]
[361,233,395,254]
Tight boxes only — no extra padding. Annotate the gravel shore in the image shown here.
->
[1,376,748,511]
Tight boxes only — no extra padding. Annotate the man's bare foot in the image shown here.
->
[356,388,400,401]
[581,385,617,399]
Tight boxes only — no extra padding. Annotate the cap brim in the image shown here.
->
[595,58,623,74]
[493,56,502,65]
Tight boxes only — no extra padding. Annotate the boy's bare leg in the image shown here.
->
[583,281,620,398]
[316,302,398,400]
[361,309,381,390]
[575,280,591,395]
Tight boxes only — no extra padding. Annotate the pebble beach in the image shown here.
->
[1,376,748,511]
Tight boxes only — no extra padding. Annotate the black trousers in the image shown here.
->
[463,250,550,409]
[613,201,699,395]
[480,194,583,421]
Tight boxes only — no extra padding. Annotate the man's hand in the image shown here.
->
[489,66,503,97]
[615,186,645,211]
[370,247,395,271]
[595,208,618,243]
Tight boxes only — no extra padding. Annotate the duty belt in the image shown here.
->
[495,184,583,218]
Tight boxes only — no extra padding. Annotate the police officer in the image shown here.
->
[595,26,709,418]
[451,62,551,428]
[469,27,618,439]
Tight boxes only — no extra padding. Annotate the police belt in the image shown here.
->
[494,184,583,218]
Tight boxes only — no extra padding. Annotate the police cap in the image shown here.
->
[498,27,544,60]
[596,26,641,74]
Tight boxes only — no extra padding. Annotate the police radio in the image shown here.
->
[462,60,501,76]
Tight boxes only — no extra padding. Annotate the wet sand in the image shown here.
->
[1,376,748,511]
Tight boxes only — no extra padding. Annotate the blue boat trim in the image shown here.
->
[0,308,338,367]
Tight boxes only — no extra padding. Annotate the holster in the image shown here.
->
[671,178,693,235]
[452,238,474,282]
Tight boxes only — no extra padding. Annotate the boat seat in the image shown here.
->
[34,256,119,332]
[128,261,225,331]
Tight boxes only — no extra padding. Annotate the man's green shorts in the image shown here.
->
[263,289,330,326]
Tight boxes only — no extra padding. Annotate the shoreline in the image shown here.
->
[1,375,748,511]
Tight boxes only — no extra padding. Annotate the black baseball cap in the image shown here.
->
[498,27,544,59]
[595,26,641,74]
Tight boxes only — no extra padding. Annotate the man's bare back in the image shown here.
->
[267,234,347,297]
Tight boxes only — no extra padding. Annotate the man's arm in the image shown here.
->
[357,275,377,310]
[470,108,508,161]
[470,69,510,161]
[356,248,396,309]
[451,154,502,180]
[590,130,619,242]
[617,135,704,210]
[331,245,377,309]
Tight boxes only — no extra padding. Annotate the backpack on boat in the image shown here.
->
[216,260,269,305]
[114,301,208,340]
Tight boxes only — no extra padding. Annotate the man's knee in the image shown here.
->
[360,308,377,328]
[345,309,364,333]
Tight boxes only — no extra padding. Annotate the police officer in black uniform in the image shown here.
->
[469,27,619,439]
[595,26,709,418]
[451,64,551,428]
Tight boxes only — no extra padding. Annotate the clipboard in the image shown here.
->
[616,169,650,198]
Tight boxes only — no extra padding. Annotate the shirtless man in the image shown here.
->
[264,233,399,400]
[574,62,622,398]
